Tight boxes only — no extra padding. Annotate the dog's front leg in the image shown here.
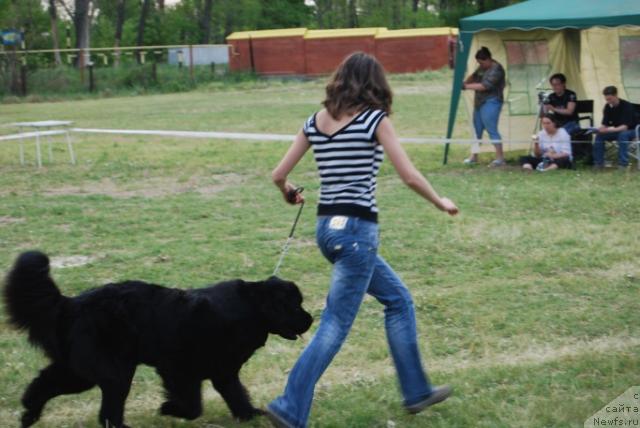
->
[157,369,203,420]
[211,374,263,421]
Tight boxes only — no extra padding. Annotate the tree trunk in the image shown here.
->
[199,0,213,44]
[391,0,401,28]
[316,0,331,29]
[156,0,164,12]
[137,0,152,63]
[348,0,358,27]
[48,0,62,66]
[412,0,419,12]
[73,0,91,67]
[114,0,126,66]
[224,5,233,42]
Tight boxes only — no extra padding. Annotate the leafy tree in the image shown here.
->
[0,0,524,57]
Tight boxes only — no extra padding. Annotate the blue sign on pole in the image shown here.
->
[1,29,23,46]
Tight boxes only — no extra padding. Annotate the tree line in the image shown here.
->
[0,0,521,55]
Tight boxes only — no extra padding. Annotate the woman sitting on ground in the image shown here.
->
[521,114,573,171]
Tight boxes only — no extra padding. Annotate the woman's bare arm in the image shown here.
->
[376,117,458,216]
[463,82,487,91]
[271,129,310,204]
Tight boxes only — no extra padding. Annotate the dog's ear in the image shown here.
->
[238,279,276,304]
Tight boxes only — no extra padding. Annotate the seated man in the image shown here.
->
[521,114,572,171]
[593,86,636,169]
[543,73,580,135]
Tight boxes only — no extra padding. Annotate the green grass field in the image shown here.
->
[0,71,638,428]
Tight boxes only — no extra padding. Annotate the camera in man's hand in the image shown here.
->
[538,91,551,104]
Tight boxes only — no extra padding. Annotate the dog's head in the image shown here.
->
[240,276,313,340]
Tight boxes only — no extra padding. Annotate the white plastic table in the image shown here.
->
[12,121,76,168]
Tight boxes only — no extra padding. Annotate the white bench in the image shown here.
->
[11,121,76,168]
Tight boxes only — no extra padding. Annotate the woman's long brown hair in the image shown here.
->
[323,52,393,119]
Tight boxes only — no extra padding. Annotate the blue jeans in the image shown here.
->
[268,216,433,427]
[593,130,635,166]
[561,120,580,136]
[473,97,503,143]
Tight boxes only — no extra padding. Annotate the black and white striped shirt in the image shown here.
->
[303,109,387,223]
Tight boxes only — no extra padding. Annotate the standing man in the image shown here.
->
[543,73,580,135]
[593,86,636,169]
[462,46,507,167]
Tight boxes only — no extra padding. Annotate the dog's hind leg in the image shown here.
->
[211,374,264,421]
[21,363,95,428]
[158,370,203,420]
[96,367,135,428]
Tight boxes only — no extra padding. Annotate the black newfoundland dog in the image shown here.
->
[3,251,313,428]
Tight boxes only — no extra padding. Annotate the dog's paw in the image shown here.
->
[234,407,265,421]
[160,401,201,420]
[160,400,181,417]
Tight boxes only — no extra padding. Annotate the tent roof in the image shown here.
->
[460,0,640,32]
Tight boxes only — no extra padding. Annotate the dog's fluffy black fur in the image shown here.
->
[3,250,313,428]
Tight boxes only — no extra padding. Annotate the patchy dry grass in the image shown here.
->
[0,71,638,427]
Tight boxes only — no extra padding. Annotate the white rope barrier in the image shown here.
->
[0,127,602,145]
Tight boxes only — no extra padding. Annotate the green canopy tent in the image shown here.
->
[443,0,640,164]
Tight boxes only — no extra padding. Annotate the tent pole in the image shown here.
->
[444,31,473,165]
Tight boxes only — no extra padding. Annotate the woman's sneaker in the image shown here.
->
[463,157,478,165]
[405,385,453,414]
[265,407,295,428]
[488,159,506,167]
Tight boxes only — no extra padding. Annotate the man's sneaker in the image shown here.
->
[405,385,453,414]
[265,407,295,428]
[463,157,478,165]
[488,159,506,167]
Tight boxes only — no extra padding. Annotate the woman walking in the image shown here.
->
[267,52,458,428]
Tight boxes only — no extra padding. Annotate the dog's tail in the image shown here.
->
[3,251,66,356]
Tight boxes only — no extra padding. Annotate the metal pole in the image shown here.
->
[20,62,27,96]
[189,44,194,80]
[20,27,27,96]
[79,49,85,83]
[248,35,255,74]
[152,58,157,83]
[88,62,94,92]
[66,25,72,65]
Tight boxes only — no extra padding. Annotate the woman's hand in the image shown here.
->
[437,197,459,216]
[282,182,305,205]
[272,129,310,204]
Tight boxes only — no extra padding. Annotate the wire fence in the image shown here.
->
[0,44,233,97]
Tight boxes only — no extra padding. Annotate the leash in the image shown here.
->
[273,187,305,276]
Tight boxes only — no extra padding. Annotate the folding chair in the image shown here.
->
[630,103,640,170]
[571,100,594,164]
